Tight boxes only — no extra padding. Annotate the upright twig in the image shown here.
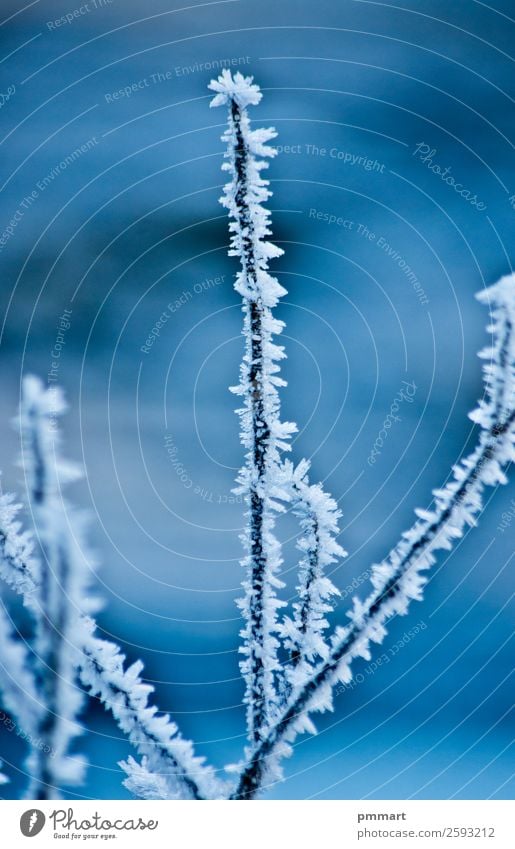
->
[20,377,94,798]
[16,378,221,800]
[80,622,223,800]
[209,70,296,744]
[279,460,344,693]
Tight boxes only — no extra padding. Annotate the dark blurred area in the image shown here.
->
[0,0,513,799]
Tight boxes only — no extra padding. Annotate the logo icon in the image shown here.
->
[20,809,46,837]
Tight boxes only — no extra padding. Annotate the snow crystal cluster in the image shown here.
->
[80,620,222,800]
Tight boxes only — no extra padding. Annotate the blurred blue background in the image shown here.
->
[0,0,513,800]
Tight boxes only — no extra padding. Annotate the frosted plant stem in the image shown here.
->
[210,70,296,745]
[23,395,54,799]
[279,460,344,693]
[231,404,515,799]
[233,100,270,743]
[21,378,93,799]
[81,631,224,799]
[18,380,220,800]
[23,387,66,799]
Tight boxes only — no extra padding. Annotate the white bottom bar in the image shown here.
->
[4,800,513,848]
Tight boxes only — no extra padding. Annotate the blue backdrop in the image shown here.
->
[0,0,513,799]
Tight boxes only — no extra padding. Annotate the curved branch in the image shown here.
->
[80,629,223,800]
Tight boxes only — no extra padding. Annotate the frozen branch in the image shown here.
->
[80,625,223,800]
[0,490,42,785]
[0,493,38,600]
[210,70,296,744]
[231,275,515,799]
[15,377,220,800]
[20,377,97,798]
[0,596,42,782]
[279,460,344,691]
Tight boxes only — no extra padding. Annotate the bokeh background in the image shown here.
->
[0,0,513,800]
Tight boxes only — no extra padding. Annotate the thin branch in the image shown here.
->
[279,460,344,692]
[21,377,91,798]
[0,596,42,783]
[210,70,296,744]
[80,626,223,800]
[0,493,38,600]
[13,377,221,800]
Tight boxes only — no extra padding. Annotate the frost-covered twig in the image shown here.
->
[210,71,296,744]
[20,377,95,798]
[0,596,42,782]
[0,486,42,785]
[0,494,38,600]
[231,275,515,799]
[16,377,219,800]
[279,460,344,691]
[80,625,223,800]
